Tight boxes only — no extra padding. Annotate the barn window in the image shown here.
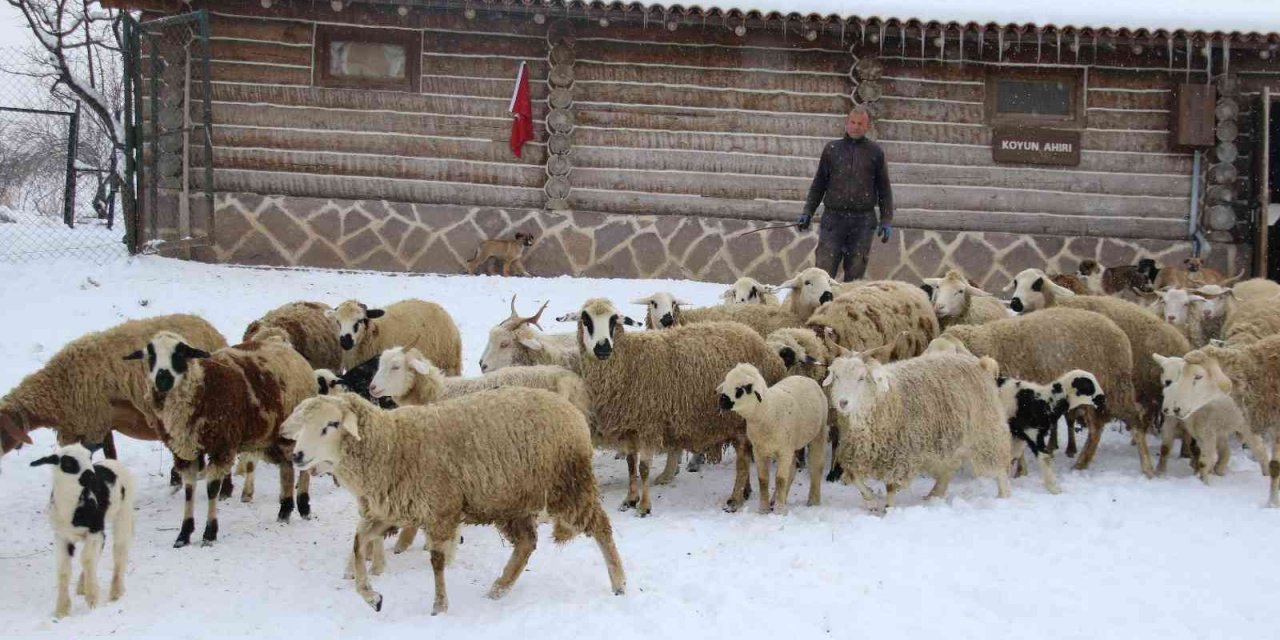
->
[986,72,1083,127]
[315,25,421,92]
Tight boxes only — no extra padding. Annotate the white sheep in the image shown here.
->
[824,345,1011,512]
[30,444,135,618]
[479,296,581,373]
[282,390,626,614]
[722,277,779,305]
[1154,353,1267,484]
[717,364,826,514]
[370,347,589,414]
[921,270,1008,328]
[330,299,462,375]
[777,267,840,320]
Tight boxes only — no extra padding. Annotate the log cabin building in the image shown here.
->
[110,0,1280,288]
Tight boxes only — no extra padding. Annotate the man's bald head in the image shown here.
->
[846,106,871,139]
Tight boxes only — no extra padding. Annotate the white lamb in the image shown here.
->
[1153,353,1260,483]
[30,444,135,618]
[717,364,826,514]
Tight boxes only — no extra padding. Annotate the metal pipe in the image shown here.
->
[1189,149,1207,257]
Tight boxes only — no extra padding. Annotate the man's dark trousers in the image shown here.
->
[814,208,878,282]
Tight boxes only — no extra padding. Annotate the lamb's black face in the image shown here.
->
[124,334,209,393]
[778,347,797,369]
[581,305,639,360]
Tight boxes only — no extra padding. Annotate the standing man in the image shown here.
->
[796,106,894,282]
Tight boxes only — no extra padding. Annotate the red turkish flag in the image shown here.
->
[508,61,533,158]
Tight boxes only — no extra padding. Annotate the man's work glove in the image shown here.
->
[877,223,893,243]
[796,213,812,232]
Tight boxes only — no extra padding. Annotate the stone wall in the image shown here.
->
[191,192,1249,290]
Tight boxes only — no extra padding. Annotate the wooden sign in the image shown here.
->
[991,127,1082,167]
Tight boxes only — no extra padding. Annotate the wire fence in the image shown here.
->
[0,41,128,263]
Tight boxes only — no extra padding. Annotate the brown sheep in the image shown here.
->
[243,301,343,371]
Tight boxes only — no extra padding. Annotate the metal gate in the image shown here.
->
[123,10,213,255]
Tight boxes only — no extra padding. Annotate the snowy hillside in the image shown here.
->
[1,257,1277,639]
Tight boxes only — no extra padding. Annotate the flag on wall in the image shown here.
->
[508,61,533,158]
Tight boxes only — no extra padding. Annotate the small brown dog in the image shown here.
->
[1153,257,1243,289]
[465,232,535,276]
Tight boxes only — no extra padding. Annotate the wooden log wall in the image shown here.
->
[195,1,549,209]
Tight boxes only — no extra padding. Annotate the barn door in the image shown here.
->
[123,10,213,254]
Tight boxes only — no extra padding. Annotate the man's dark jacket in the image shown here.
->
[801,135,894,222]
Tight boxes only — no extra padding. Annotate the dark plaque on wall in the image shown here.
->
[991,127,1082,167]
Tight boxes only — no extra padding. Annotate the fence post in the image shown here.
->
[122,15,140,254]
[63,103,80,228]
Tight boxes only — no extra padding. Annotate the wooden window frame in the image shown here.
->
[985,70,1084,129]
[314,24,421,92]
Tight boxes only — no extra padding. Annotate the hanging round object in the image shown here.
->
[546,154,572,177]
[1215,120,1238,142]
[549,88,573,109]
[548,133,573,155]
[1206,205,1237,231]
[550,44,575,66]
[1214,98,1239,121]
[1206,185,1234,204]
[1216,74,1240,97]
[1210,162,1239,184]
[1215,141,1239,163]
[549,65,574,88]
[854,57,883,80]
[547,109,574,133]
[856,81,883,102]
[545,176,572,199]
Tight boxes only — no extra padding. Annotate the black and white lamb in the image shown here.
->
[994,370,1106,494]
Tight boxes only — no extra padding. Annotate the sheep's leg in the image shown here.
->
[219,473,235,501]
[925,470,954,500]
[102,432,118,460]
[110,503,133,602]
[1065,418,1079,458]
[350,526,384,612]
[1268,437,1280,508]
[995,471,1012,499]
[1157,419,1181,476]
[774,450,796,515]
[1037,452,1061,495]
[55,539,73,618]
[1010,438,1028,478]
[1133,423,1156,479]
[1213,434,1231,476]
[825,424,843,483]
[636,450,654,517]
[1196,435,1219,485]
[80,533,102,609]
[202,473,222,546]
[175,459,197,548]
[296,469,312,520]
[585,503,627,595]
[724,436,751,513]
[392,527,418,554]
[881,482,900,513]
[1239,429,1272,477]
[489,516,538,600]
[654,448,681,486]
[240,460,256,503]
[1073,409,1105,471]
[755,454,771,514]
[277,460,297,523]
[620,452,639,511]
[806,436,825,507]
[1046,422,1059,454]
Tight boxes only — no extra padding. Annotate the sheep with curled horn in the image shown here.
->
[479,295,582,374]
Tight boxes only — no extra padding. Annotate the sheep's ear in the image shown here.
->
[967,285,993,298]
[29,454,59,467]
[340,410,361,441]
[622,316,641,328]
[1151,353,1168,367]
[777,276,799,290]
[175,343,210,360]
[1209,338,1228,348]
[1044,279,1077,298]
[1206,359,1233,393]
[870,365,892,394]
[1001,279,1016,294]
[123,350,144,361]
[408,357,434,375]
[365,308,385,319]
[674,298,693,307]
[1189,294,1208,304]
[629,296,654,306]
[518,336,544,351]
[821,371,834,387]
[921,278,942,287]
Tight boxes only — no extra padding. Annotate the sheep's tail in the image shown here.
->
[548,452,609,544]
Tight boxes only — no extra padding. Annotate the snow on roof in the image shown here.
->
[724,0,1280,36]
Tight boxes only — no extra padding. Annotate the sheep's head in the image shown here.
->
[29,443,94,485]
[1150,288,1207,326]
[315,368,345,395]
[766,330,820,371]
[823,342,894,415]
[281,395,360,471]
[716,363,766,414]
[722,277,774,305]
[631,292,689,329]
[578,298,640,361]
[925,334,972,357]
[1164,353,1232,420]
[124,331,210,394]
[329,300,385,352]
[1190,285,1233,319]
[371,347,438,400]
[1152,354,1186,416]
[0,409,33,455]
[778,268,838,314]
[1007,268,1074,313]
[479,295,550,372]
[923,271,989,319]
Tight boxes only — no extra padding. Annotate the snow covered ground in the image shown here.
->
[1,256,1278,640]
[0,206,127,263]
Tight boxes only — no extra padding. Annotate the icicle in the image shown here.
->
[1224,37,1230,77]
[877,23,884,56]
[1186,36,1192,83]
[1168,34,1174,72]
[1056,30,1061,64]
[1074,33,1080,64]
[1036,28,1042,63]
[920,26,926,64]
[998,29,1003,62]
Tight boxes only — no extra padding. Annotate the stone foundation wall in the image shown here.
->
[191,192,1250,290]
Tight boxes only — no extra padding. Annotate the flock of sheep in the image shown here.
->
[3,256,1279,619]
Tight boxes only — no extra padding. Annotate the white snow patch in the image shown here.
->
[0,257,1278,638]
